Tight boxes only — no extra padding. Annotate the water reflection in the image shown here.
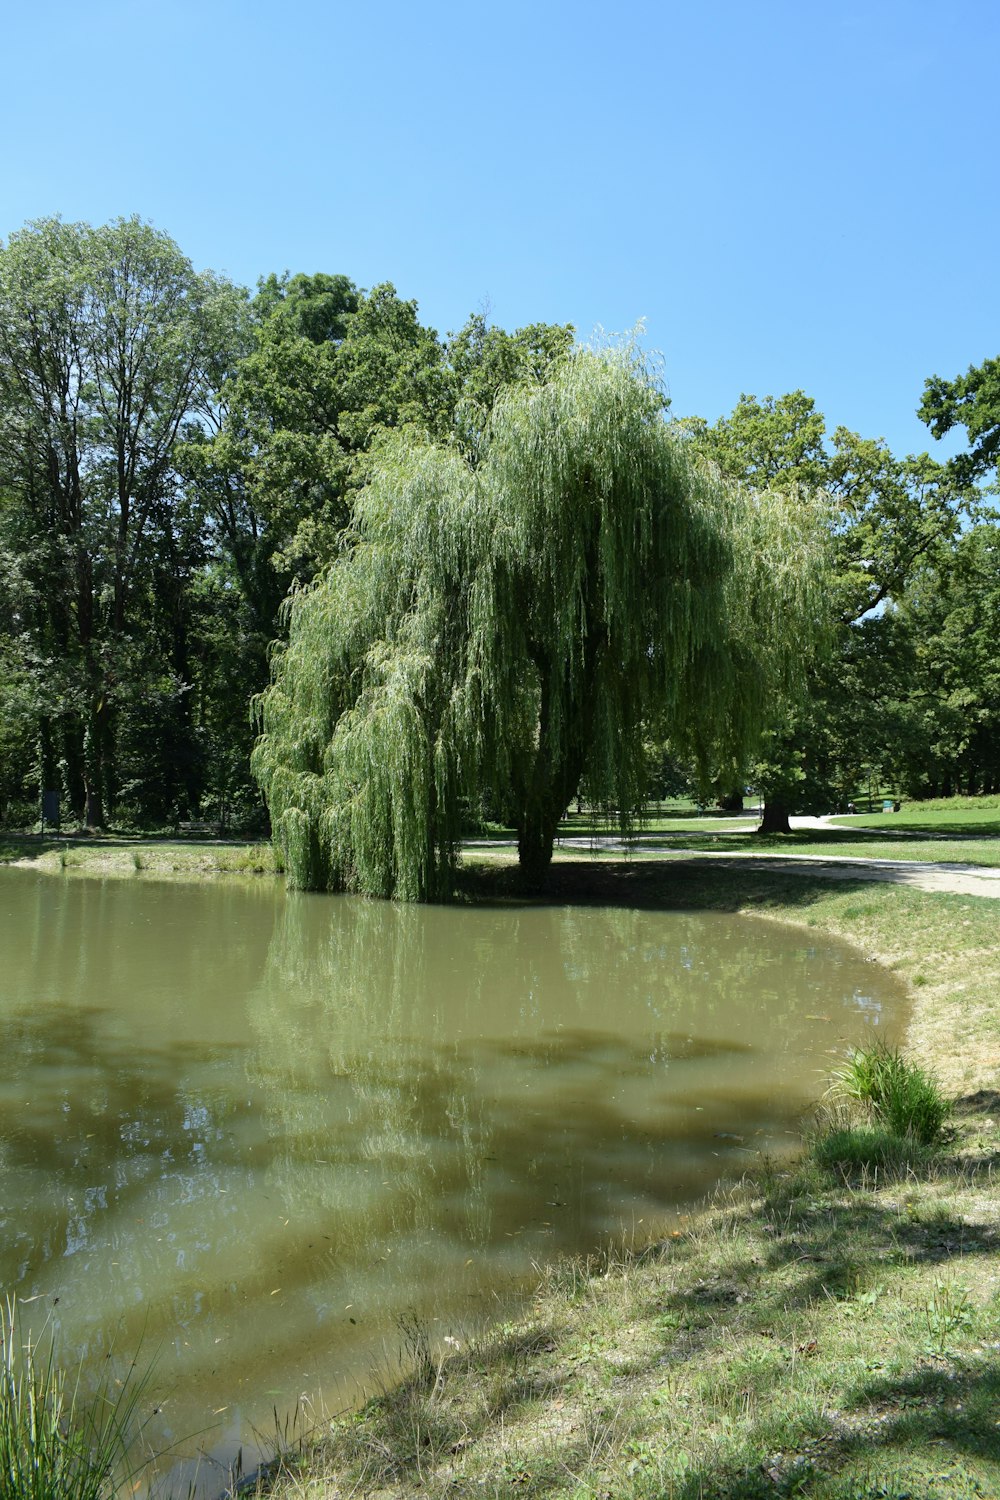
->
[0,869,905,1487]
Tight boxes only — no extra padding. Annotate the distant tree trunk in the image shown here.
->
[63,720,87,822]
[38,718,59,799]
[758,799,792,834]
[83,697,110,829]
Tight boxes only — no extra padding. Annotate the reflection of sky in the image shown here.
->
[851,987,885,1025]
[0,869,907,1489]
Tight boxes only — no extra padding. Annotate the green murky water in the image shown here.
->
[0,867,904,1490]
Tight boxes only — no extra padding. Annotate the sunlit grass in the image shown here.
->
[548,830,1000,866]
[832,1043,951,1144]
[0,1298,151,1500]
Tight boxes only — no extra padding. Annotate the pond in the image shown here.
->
[0,867,905,1491]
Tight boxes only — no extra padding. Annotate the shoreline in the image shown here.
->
[3,846,998,1495]
[256,859,1000,1497]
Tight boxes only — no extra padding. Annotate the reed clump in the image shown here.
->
[833,1041,951,1144]
[0,1297,149,1500]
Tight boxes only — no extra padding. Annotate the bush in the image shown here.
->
[834,1042,950,1145]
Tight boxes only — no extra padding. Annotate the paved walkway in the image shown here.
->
[491,816,1000,901]
[648,850,1000,900]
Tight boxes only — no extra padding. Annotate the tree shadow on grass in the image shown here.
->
[461,857,881,916]
[295,1143,1000,1497]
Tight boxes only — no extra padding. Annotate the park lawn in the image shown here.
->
[469,814,759,844]
[596,834,1000,868]
[829,810,1000,838]
[250,862,1000,1500]
[747,835,1000,867]
[548,824,1000,868]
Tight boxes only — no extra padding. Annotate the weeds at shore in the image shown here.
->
[831,1042,951,1145]
[0,1297,151,1500]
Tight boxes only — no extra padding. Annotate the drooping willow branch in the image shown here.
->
[253,343,826,898]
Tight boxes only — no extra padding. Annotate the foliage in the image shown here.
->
[447,312,575,459]
[889,524,1000,796]
[920,354,1000,486]
[0,1298,149,1500]
[254,342,825,896]
[833,1042,950,1145]
[0,215,246,827]
[0,217,576,833]
[684,390,966,823]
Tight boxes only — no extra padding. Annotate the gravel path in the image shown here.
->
[648,850,1000,899]
[537,815,1000,900]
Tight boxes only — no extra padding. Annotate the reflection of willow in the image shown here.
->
[245,895,897,1266]
[246,896,499,1256]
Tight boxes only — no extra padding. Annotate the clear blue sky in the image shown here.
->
[4,0,996,460]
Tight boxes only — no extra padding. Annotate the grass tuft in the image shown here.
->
[811,1123,932,1178]
[833,1042,951,1144]
[0,1297,150,1500]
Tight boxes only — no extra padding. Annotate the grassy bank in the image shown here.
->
[250,863,1000,1499]
[0,834,277,880]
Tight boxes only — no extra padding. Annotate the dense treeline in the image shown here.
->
[1,214,998,840]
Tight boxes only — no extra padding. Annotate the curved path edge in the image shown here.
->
[631,849,1000,900]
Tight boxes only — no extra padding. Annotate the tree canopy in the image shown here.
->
[919,356,1000,487]
[684,391,965,826]
[0,215,245,826]
[252,344,824,898]
[1,210,994,839]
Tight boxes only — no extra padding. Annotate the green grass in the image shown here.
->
[0,1298,151,1500]
[0,835,277,881]
[810,1121,934,1177]
[830,807,1000,837]
[546,828,1000,867]
[755,835,1000,865]
[832,1043,951,1144]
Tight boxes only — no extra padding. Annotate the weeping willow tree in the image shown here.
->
[253,343,825,898]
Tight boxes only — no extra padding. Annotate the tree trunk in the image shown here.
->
[63,719,87,822]
[758,799,792,835]
[517,798,564,891]
[39,717,59,799]
[83,697,109,829]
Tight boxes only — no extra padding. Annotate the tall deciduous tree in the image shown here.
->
[253,344,824,898]
[0,215,244,824]
[685,392,963,828]
[891,524,1000,796]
